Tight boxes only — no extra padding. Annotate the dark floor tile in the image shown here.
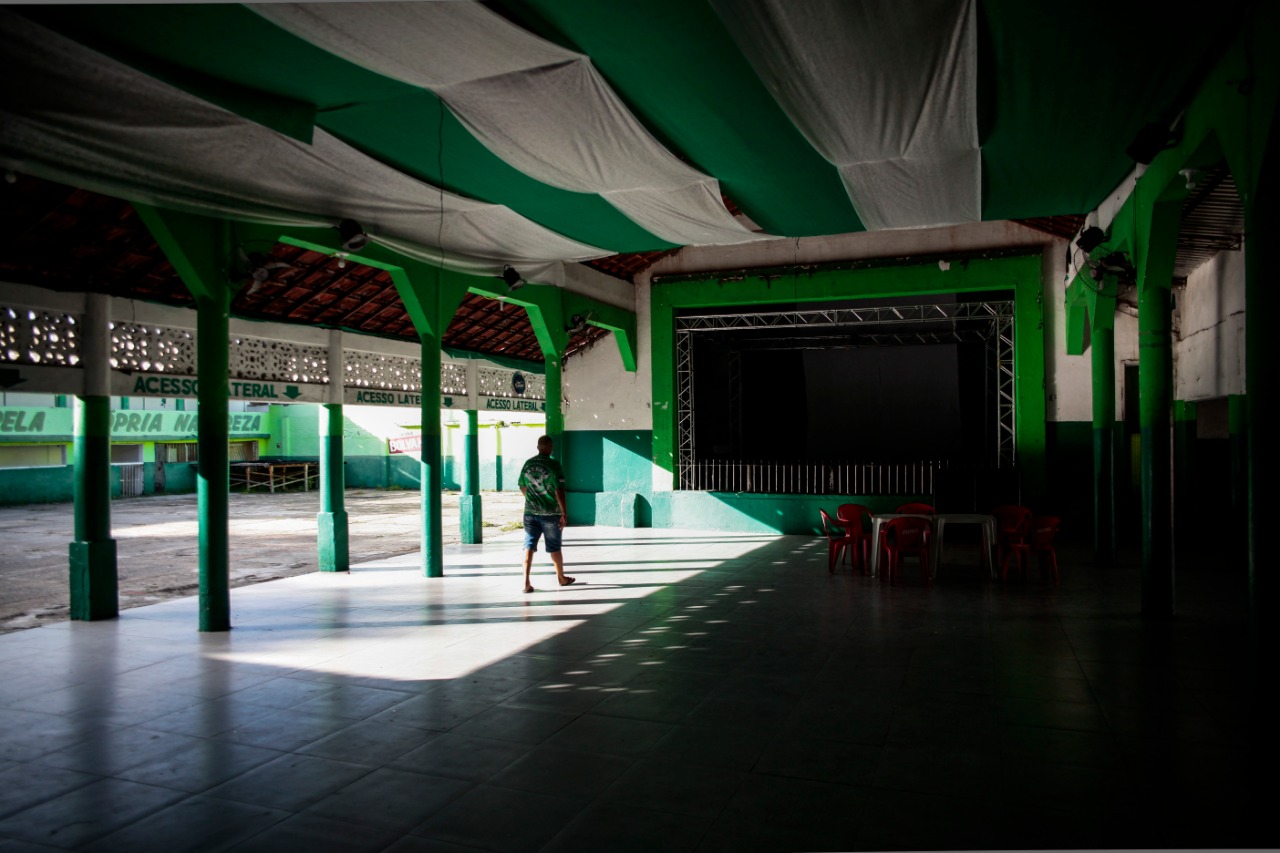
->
[449,705,577,746]
[36,726,207,777]
[368,694,492,733]
[544,802,711,853]
[0,778,185,849]
[298,717,439,765]
[230,813,402,853]
[754,735,881,787]
[488,746,631,800]
[304,767,471,832]
[205,754,374,812]
[391,733,528,782]
[140,698,283,738]
[997,724,1120,767]
[291,685,416,720]
[116,740,284,793]
[544,714,674,757]
[599,759,745,819]
[855,787,995,851]
[83,795,288,853]
[701,774,865,853]
[873,743,999,800]
[214,708,356,752]
[995,695,1109,732]
[413,784,584,853]
[649,724,769,771]
[0,709,116,763]
[0,764,100,820]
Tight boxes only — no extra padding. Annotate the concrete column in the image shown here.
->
[318,330,348,572]
[1138,283,1174,618]
[68,292,117,621]
[419,335,444,577]
[196,290,231,631]
[460,408,482,544]
[1091,323,1116,567]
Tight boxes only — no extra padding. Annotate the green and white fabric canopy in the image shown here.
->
[0,0,1231,277]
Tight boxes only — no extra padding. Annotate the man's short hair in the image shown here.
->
[537,435,552,447]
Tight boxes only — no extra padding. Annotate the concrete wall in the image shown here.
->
[1175,248,1246,401]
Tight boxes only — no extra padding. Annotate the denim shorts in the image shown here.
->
[523,513,563,553]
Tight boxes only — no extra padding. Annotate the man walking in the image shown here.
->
[518,434,575,593]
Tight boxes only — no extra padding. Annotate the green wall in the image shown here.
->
[0,465,74,505]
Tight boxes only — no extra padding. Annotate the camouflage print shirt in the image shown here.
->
[518,454,565,516]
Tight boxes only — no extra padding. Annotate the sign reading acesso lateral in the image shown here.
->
[116,373,322,403]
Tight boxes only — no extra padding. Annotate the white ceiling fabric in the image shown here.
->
[710,0,980,231]
[0,10,608,277]
[251,1,767,247]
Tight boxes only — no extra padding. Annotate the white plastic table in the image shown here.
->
[932,513,997,579]
[866,512,997,579]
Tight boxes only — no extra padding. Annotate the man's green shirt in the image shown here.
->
[518,454,565,516]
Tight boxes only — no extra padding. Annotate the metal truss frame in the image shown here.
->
[675,300,1017,490]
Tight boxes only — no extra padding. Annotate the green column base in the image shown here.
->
[68,539,118,621]
[460,494,483,545]
[318,511,350,573]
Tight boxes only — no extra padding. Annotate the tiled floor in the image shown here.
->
[0,527,1270,851]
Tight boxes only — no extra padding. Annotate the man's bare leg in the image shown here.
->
[523,549,535,593]
[550,551,575,586]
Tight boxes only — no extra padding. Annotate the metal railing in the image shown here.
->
[679,459,946,496]
[679,458,1020,501]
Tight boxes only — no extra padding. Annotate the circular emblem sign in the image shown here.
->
[512,372,526,395]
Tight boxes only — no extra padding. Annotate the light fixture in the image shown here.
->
[1180,168,1203,191]
[501,265,525,292]
[338,218,369,253]
[565,312,593,335]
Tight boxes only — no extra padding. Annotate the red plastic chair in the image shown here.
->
[820,509,857,574]
[836,503,873,573]
[1009,515,1062,584]
[889,502,935,552]
[880,516,932,586]
[992,505,1032,579]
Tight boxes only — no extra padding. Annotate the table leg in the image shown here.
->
[868,518,883,578]
[931,518,945,580]
[984,519,997,579]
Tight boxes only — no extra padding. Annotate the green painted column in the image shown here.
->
[494,423,504,492]
[1138,283,1174,618]
[420,334,444,577]
[318,403,349,572]
[196,291,232,631]
[544,355,564,462]
[69,396,117,620]
[460,408,482,544]
[69,292,117,621]
[1091,324,1116,567]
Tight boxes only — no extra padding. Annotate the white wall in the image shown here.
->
[1175,247,1246,401]
[563,221,1080,432]
[564,273,653,431]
